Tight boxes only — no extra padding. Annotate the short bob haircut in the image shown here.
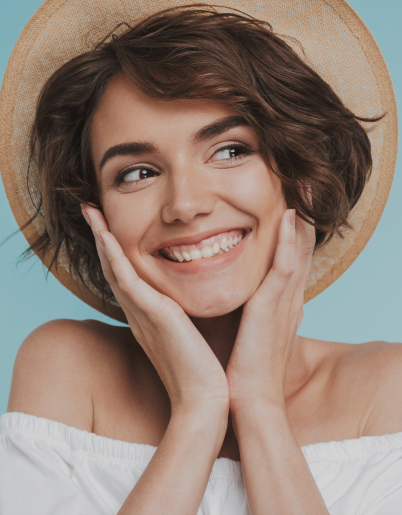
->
[20,3,379,308]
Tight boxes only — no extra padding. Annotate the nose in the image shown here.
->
[161,167,216,225]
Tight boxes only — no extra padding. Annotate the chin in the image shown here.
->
[173,288,252,318]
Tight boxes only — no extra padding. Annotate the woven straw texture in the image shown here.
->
[0,0,398,324]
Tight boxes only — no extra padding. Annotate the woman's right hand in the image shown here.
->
[81,205,229,417]
[82,205,228,515]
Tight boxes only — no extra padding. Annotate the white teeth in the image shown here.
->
[201,246,214,258]
[173,251,184,262]
[163,230,247,262]
[189,249,202,260]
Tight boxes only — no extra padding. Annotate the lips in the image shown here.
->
[153,227,251,274]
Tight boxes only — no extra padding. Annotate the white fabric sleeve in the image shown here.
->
[5,411,402,515]
[0,429,114,515]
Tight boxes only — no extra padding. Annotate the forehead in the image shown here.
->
[91,75,241,154]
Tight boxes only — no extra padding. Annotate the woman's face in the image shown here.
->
[91,75,287,317]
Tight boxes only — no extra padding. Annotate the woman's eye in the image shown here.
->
[115,167,158,185]
[212,144,253,162]
[114,144,253,186]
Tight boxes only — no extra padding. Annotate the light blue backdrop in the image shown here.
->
[1,0,401,416]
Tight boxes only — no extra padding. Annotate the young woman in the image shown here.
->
[0,2,400,514]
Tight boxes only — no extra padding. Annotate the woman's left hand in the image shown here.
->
[226,209,316,413]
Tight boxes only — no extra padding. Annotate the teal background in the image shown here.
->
[0,0,401,416]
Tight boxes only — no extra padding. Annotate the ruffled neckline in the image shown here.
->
[2,411,402,481]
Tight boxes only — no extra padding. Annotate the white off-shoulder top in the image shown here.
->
[1,412,402,515]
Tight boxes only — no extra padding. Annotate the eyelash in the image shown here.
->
[113,143,254,186]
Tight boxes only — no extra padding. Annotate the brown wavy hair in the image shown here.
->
[12,3,382,310]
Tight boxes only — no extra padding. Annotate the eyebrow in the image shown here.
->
[98,115,250,172]
[192,115,250,144]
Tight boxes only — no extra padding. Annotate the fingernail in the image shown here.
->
[288,209,295,226]
[81,204,91,226]
[95,231,105,247]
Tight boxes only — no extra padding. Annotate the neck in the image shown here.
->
[189,305,243,371]
[189,307,312,402]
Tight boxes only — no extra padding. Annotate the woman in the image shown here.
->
[0,1,400,514]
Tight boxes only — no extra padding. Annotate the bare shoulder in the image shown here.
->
[331,340,402,436]
[7,318,134,432]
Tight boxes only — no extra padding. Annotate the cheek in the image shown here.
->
[231,165,286,270]
[228,163,286,229]
[103,194,154,255]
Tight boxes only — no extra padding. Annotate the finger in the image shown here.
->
[290,215,316,307]
[291,186,315,295]
[96,228,175,319]
[81,204,118,288]
[82,205,182,323]
[81,203,109,236]
[265,208,297,297]
[296,307,304,330]
[294,215,315,277]
[296,214,315,255]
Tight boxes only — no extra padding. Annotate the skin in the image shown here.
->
[8,73,402,514]
[92,75,285,319]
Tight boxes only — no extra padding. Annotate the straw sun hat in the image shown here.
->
[0,0,398,324]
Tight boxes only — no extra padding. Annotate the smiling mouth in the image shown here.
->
[159,228,250,263]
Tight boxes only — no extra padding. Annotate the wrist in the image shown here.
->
[170,377,230,415]
[230,392,285,419]
[171,396,229,422]
[230,398,287,436]
[170,401,229,453]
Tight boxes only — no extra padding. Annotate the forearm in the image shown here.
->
[232,402,329,515]
[117,402,228,515]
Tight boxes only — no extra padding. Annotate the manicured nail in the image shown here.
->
[95,231,105,247]
[288,209,295,226]
[81,204,91,226]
